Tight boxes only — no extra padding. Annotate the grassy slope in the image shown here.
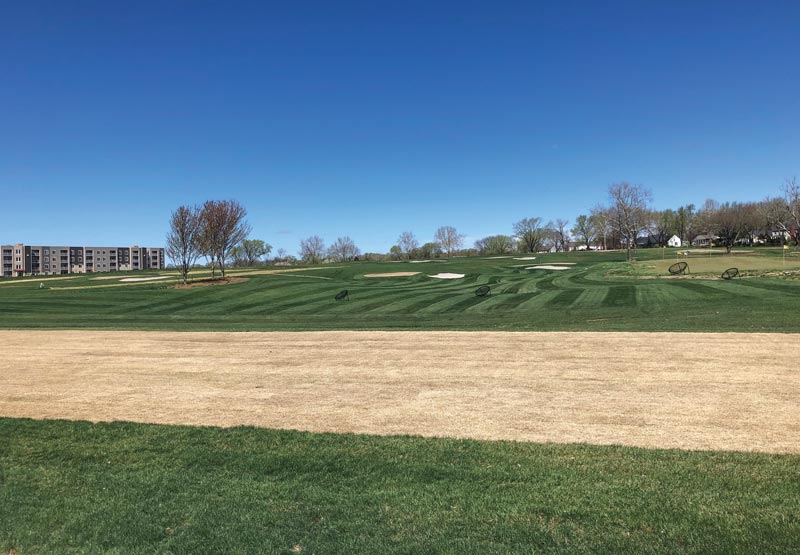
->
[1,248,800,332]
[3,249,799,554]
[2,418,798,555]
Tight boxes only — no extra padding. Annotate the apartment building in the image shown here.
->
[0,243,165,277]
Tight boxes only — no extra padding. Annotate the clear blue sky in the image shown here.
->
[1,1,798,253]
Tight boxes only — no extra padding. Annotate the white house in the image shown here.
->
[667,235,683,248]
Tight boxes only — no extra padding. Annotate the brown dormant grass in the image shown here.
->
[1,331,797,453]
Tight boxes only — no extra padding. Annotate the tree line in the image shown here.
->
[167,178,799,276]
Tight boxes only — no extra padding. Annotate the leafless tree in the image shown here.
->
[513,217,546,253]
[781,176,800,244]
[327,236,360,262]
[761,197,791,245]
[589,206,611,250]
[705,201,746,253]
[607,182,653,261]
[434,226,464,257]
[397,231,419,259]
[553,218,570,252]
[166,204,202,285]
[300,236,326,264]
[675,204,696,244]
[198,199,251,278]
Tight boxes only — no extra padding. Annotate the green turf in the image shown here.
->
[1,418,798,555]
[2,248,800,332]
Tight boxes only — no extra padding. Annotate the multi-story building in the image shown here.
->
[0,243,165,277]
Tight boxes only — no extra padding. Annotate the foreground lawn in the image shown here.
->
[1,418,798,554]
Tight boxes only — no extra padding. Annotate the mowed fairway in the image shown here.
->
[2,249,800,333]
[2,330,798,453]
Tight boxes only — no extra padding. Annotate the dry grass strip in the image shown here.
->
[1,330,797,453]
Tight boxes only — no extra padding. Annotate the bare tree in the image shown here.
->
[166,205,202,285]
[199,199,251,278]
[761,197,791,245]
[327,236,360,262]
[589,206,611,250]
[397,231,419,259]
[781,176,800,245]
[300,236,326,264]
[513,217,546,253]
[553,218,571,252]
[196,200,251,278]
[607,182,653,261]
[703,201,749,253]
[434,226,465,257]
[675,204,696,244]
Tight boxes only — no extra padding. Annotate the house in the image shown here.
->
[692,234,718,247]
[667,235,683,248]
[635,235,657,248]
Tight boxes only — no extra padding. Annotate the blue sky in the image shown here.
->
[1,1,798,253]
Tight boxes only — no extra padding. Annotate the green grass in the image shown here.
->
[2,418,798,555]
[2,248,800,332]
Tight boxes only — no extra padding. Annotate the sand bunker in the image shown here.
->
[409,260,434,263]
[513,256,537,260]
[428,273,465,279]
[364,272,420,278]
[119,276,173,282]
[526,265,571,271]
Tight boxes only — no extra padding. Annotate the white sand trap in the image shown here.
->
[364,272,420,278]
[119,276,173,282]
[526,265,570,271]
[513,256,537,260]
[547,262,577,265]
[428,273,465,279]
[409,260,434,263]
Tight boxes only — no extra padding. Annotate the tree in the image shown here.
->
[434,226,465,257]
[327,236,361,262]
[231,239,272,267]
[589,206,611,250]
[651,209,676,247]
[513,217,546,253]
[553,218,570,252]
[397,231,419,259]
[675,204,696,244]
[299,236,326,264]
[761,197,791,245]
[474,235,514,255]
[419,242,442,259]
[389,245,402,260]
[571,215,595,250]
[166,205,202,285]
[607,182,653,261]
[198,199,251,278]
[704,201,748,253]
[781,176,800,245]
